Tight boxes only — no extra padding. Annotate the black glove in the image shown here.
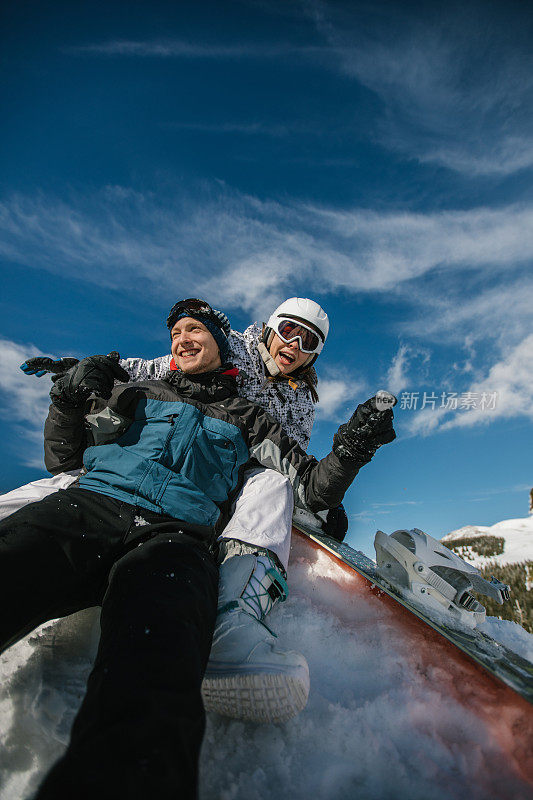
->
[333,393,397,464]
[323,504,349,542]
[20,356,80,378]
[49,352,129,409]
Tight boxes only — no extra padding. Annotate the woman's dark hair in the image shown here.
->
[269,365,319,403]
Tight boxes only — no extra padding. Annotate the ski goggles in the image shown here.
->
[168,298,213,318]
[167,298,215,330]
[275,318,324,354]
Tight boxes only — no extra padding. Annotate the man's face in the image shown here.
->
[171,317,222,374]
[268,334,309,375]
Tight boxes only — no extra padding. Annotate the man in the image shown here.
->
[13,297,342,724]
[0,299,395,799]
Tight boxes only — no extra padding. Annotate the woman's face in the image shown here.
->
[268,333,309,375]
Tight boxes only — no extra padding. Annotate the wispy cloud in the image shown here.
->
[307,1,533,176]
[386,344,431,395]
[160,121,291,137]
[406,334,533,435]
[315,374,367,421]
[66,8,533,178]
[303,204,533,288]
[371,500,422,509]
[417,138,533,177]
[349,498,422,521]
[65,39,324,60]
[466,483,531,499]
[2,188,532,321]
[399,277,533,350]
[0,339,56,468]
[1,185,532,435]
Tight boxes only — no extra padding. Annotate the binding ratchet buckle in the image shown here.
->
[490,575,511,603]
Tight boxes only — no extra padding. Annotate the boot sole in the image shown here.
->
[202,669,310,723]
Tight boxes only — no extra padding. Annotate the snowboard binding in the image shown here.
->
[374,528,510,627]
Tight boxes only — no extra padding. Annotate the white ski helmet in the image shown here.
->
[264,297,329,370]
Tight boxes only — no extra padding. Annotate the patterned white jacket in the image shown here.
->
[120,323,315,449]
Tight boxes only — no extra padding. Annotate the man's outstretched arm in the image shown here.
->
[21,353,171,382]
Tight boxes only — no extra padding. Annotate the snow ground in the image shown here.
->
[442,515,533,568]
[1,548,532,800]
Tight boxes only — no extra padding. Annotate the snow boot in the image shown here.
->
[201,539,310,723]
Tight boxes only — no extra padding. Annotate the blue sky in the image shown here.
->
[1,0,532,556]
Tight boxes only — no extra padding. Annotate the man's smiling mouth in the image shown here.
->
[179,348,201,358]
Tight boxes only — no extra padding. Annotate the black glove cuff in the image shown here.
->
[323,505,349,542]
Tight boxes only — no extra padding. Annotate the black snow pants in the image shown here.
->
[0,486,219,800]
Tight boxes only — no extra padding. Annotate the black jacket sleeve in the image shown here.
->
[43,384,136,474]
[44,403,88,474]
[241,401,363,513]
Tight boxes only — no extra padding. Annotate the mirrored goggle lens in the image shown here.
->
[277,320,321,353]
[172,298,213,316]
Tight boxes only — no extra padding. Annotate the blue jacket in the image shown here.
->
[44,369,360,537]
[80,395,249,529]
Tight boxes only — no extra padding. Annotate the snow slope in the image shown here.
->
[442,515,533,568]
[1,545,532,800]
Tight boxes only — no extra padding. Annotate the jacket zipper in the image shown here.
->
[157,414,179,463]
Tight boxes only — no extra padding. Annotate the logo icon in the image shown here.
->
[375,390,397,411]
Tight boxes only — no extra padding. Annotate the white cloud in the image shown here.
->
[386,345,410,393]
[406,334,533,436]
[386,344,430,395]
[0,340,55,468]
[1,189,532,324]
[66,11,533,178]
[1,186,532,435]
[307,1,533,176]
[399,278,533,349]
[65,39,323,60]
[467,483,531,499]
[315,379,354,419]
[161,121,291,137]
[418,137,533,177]
[348,501,422,519]
[316,369,368,421]
[298,204,533,289]
[201,252,293,321]
[371,500,422,509]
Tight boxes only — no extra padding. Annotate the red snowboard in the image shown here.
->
[289,527,533,791]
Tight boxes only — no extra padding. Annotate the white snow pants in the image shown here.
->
[0,471,82,516]
[218,467,293,569]
[0,467,294,569]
